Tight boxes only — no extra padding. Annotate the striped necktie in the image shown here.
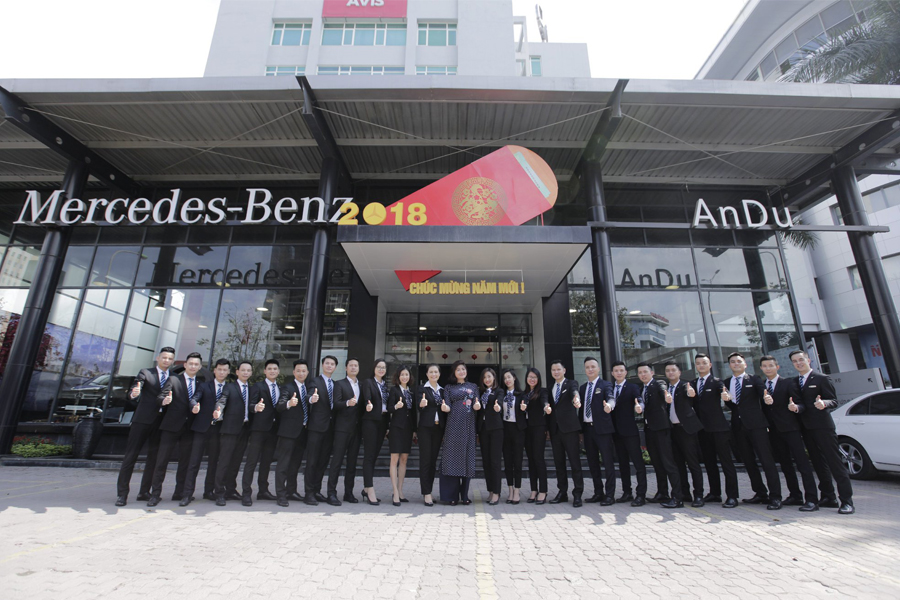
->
[585,381,594,420]
[270,382,278,407]
[734,377,742,404]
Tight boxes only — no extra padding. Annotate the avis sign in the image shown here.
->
[322,0,407,18]
[692,198,793,229]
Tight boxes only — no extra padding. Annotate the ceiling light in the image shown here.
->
[334,307,346,313]
[629,310,641,315]
[569,308,576,313]
[485,327,496,331]
[665,285,680,290]
[153,300,166,311]
[285,325,295,330]
[419,326,427,331]
[256,307,269,312]
[198,324,208,329]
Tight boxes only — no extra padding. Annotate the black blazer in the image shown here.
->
[579,379,615,435]
[130,367,168,425]
[276,379,309,439]
[641,379,672,432]
[249,380,279,433]
[762,376,803,433]
[795,371,838,430]
[668,381,703,435]
[478,388,504,433]
[158,373,204,433]
[546,378,581,434]
[361,378,390,422]
[723,373,769,431]
[522,387,549,428]
[193,379,224,433]
[306,375,336,433]
[218,381,249,435]
[691,375,730,433]
[415,384,446,430]
[610,381,641,437]
[387,386,416,432]
[332,378,361,434]
[497,388,527,431]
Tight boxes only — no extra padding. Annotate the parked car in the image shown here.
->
[53,374,133,423]
[832,390,900,479]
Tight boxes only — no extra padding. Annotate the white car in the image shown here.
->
[832,390,900,479]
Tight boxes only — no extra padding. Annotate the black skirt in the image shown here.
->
[389,427,413,454]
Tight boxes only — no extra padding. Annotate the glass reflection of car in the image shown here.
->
[832,390,900,479]
[54,374,132,423]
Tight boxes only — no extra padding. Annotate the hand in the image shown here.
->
[192,403,200,414]
[130,386,140,399]
[686,382,696,398]
[395,400,404,410]
[544,404,552,415]
[288,393,298,408]
[573,395,581,409]
[441,400,450,413]
[493,401,501,413]
[788,397,799,413]
[212,408,221,420]
[162,391,173,406]
[419,393,428,409]
[309,388,319,404]
[255,400,265,413]
[664,390,673,404]
[519,402,527,412]
[814,395,826,410]
[603,400,611,414]
[366,399,373,412]
[721,390,731,402]
[348,396,358,407]
[634,399,643,415]
[763,390,774,405]
[473,401,482,411]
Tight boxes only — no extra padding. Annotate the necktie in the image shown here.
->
[216,382,223,400]
[668,385,675,417]
[585,381,594,420]
[506,391,514,420]
[300,384,308,425]
[380,381,388,411]
[160,371,168,387]
[481,390,491,409]
[404,388,412,409]
[327,378,334,409]
[734,377,742,404]
[555,383,561,404]
[799,374,806,389]
[187,377,194,400]
[767,380,774,395]
[434,388,440,424]
[241,384,249,420]
[642,386,648,402]
[270,382,278,407]
[615,384,621,400]
[698,377,705,396]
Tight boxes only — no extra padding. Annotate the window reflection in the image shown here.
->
[88,246,142,287]
[701,291,764,377]
[0,246,41,287]
[613,247,697,290]
[695,247,787,290]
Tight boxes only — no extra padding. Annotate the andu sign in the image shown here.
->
[692,198,792,228]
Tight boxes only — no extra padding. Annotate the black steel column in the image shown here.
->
[0,160,87,453]
[300,157,340,372]
[831,166,900,386]
[584,162,622,372]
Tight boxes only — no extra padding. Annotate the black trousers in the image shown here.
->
[583,423,616,499]
[327,428,361,497]
[549,429,583,495]
[203,423,222,496]
[480,427,503,495]
[769,429,819,503]
[524,426,548,493]
[182,428,212,498]
[242,430,277,496]
[417,425,443,495]
[214,428,249,497]
[274,433,307,497]
[671,425,704,499]
[613,433,647,497]
[645,428,683,500]
[116,414,162,497]
[802,426,837,500]
[502,422,524,488]
[361,417,388,488]
[734,422,782,500]
[150,426,192,497]
[699,430,740,499]
[304,429,333,495]
[804,428,853,504]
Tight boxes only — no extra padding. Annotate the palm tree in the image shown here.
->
[780,1,900,84]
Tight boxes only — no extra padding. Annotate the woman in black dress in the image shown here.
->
[439,361,481,505]
[500,368,526,504]
[360,358,390,505]
[416,364,445,507]
[523,367,551,504]
[478,368,504,506]
[387,364,415,506]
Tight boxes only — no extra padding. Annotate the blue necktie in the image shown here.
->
[405,389,412,409]
[160,371,167,387]
[380,381,388,411]
[697,377,705,396]
[767,380,774,395]
[299,384,308,425]
[799,374,806,389]
[270,383,278,407]
[187,377,194,400]
[615,384,621,400]
[585,382,594,420]
[241,384,248,420]
[555,383,561,404]
[734,377,742,404]
[216,383,223,400]
[327,379,334,409]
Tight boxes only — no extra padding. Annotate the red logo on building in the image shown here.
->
[322,0,408,18]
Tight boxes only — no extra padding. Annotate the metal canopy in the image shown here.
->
[1,75,900,210]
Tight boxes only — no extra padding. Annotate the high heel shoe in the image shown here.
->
[392,494,401,507]
[488,497,499,506]
[399,497,409,503]
[535,494,547,505]
[361,491,380,506]
[424,499,434,507]
[527,494,537,504]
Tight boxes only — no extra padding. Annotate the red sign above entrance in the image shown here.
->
[322,0,408,18]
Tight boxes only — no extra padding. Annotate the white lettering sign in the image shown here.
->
[691,198,792,229]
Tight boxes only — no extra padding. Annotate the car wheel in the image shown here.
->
[838,437,875,480]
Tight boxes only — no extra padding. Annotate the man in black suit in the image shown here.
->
[327,357,362,506]
[580,356,616,505]
[148,352,205,506]
[637,363,683,508]
[609,361,648,506]
[759,355,819,511]
[546,360,583,507]
[690,353,739,507]
[115,346,174,506]
[663,361,705,507]
[789,350,854,514]
[274,359,311,507]
[213,361,252,506]
[722,352,783,510]
[241,359,281,506]
[200,359,229,501]
[304,355,338,505]
[179,358,230,506]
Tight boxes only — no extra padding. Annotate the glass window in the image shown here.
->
[266,66,305,77]
[613,247,697,290]
[226,245,310,289]
[822,0,854,30]
[702,292,764,376]
[419,23,456,46]
[847,397,869,415]
[883,253,900,284]
[355,23,376,46]
[567,252,594,286]
[831,205,844,225]
[322,23,344,45]
[416,66,457,75]
[0,246,41,287]
[760,51,778,78]
[694,247,787,290]
[530,56,542,77]
[774,34,799,64]
[796,15,826,50]
[272,23,311,46]
[868,392,900,415]
[323,23,405,47]
[848,265,863,290]
[88,246,142,287]
[59,245,94,288]
[386,23,407,46]
[755,292,801,376]
[0,288,29,359]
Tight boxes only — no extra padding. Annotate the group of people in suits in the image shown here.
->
[114,347,854,515]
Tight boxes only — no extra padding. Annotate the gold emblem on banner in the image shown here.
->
[451,177,506,225]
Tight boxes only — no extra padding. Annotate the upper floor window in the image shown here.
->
[418,23,456,46]
[322,23,406,46]
[318,66,405,75]
[266,66,305,76]
[272,23,312,46]
[416,66,457,75]
[530,56,542,77]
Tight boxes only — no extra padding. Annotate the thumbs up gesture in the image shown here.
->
[493,400,501,412]
[348,396,358,407]
[192,402,200,414]
[686,382,696,398]
[473,399,482,411]
[366,397,373,412]
[394,398,404,410]
[288,392,298,408]
[721,389,732,402]
[162,391,173,406]
[212,408,221,420]
[309,388,319,404]
[130,384,141,399]
[255,399,265,413]
[664,389,673,404]
[441,398,450,413]
[634,399,643,414]
[814,395,826,410]
[544,404,552,415]
[603,399,612,413]
[763,389,774,405]
[520,401,527,412]
[419,393,428,409]
[573,393,581,410]
[788,397,799,413]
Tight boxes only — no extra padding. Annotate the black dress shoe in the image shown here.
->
[742,494,769,505]
[179,497,192,507]
[526,496,536,504]
[257,491,276,501]
[327,494,342,507]
[572,495,583,508]
[535,495,547,505]
[722,498,738,508]
[215,496,226,507]
[277,497,289,507]
[227,492,242,501]
[488,498,499,506]
[115,496,127,507]
[585,494,603,504]
[241,495,253,507]
[766,499,783,510]
[400,497,409,503]
[171,493,182,502]
[288,493,304,502]
[702,493,722,503]
[136,493,150,502]
[799,501,819,512]
[782,495,803,506]
[505,498,513,504]
[818,497,839,508]
[304,494,319,506]
[549,492,568,504]
[314,492,327,503]
[691,497,705,508]
[600,496,615,506]
[838,503,855,515]
[202,492,216,501]
[147,496,161,507]
[630,496,646,507]
[343,493,359,504]
[617,493,634,503]
[361,492,380,506]
[660,498,683,508]
[648,492,668,503]
[424,500,434,507]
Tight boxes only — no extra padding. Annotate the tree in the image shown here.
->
[780,1,900,84]
[568,290,635,349]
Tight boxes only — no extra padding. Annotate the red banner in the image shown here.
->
[322,0,408,18]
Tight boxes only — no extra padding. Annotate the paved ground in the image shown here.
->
[1,466,899,599]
